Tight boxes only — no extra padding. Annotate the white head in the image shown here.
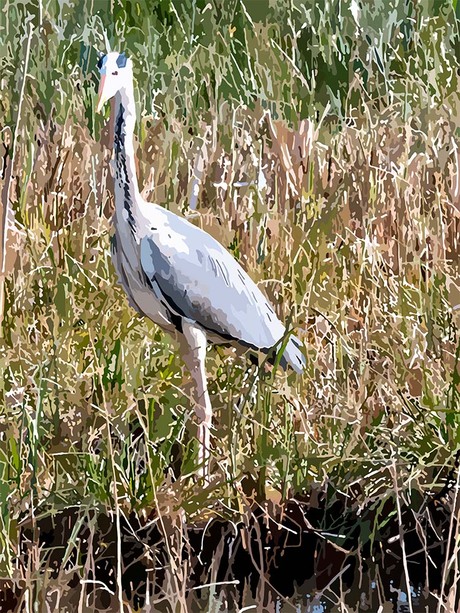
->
[96,51,133,113]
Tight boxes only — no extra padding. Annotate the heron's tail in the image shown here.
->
[280,335,306,374]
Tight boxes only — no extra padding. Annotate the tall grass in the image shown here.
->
[0,0,460,610]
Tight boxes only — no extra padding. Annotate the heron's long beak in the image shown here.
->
[96,76,108,113]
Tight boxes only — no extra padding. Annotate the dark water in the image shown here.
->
[1,488,456,612]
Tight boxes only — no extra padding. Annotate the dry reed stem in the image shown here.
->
[0,22,33,330]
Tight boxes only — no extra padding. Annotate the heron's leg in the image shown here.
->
[180,322,212,477]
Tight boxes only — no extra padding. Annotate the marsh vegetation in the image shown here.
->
[1,1,460,610]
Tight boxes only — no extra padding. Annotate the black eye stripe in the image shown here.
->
[112,71,118,75]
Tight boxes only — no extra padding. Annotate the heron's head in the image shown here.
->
[96,51,133,113]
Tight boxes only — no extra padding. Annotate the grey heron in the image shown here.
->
[95,51,305,475]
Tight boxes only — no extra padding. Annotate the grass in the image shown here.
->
[1,0,460,611]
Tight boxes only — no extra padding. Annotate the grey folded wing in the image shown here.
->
[139,231,285,349]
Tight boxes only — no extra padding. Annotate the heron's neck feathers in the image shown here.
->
[113,85,141,228]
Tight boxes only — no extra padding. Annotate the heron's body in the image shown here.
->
[97,52,305,475]
[114,201,292,346]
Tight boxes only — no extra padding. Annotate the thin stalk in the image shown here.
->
[0,22,33,330]
[102,399,123,612]
[437,461,460,612]
[391,460,414,613]
[88,333,124,612]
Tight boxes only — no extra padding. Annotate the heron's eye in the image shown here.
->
[112,71,119,76]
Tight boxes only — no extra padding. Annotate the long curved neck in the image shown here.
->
[113,84,140,228]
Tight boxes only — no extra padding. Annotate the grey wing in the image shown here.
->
[140,232,285,349]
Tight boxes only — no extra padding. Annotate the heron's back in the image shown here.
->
[141,205,287,349]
